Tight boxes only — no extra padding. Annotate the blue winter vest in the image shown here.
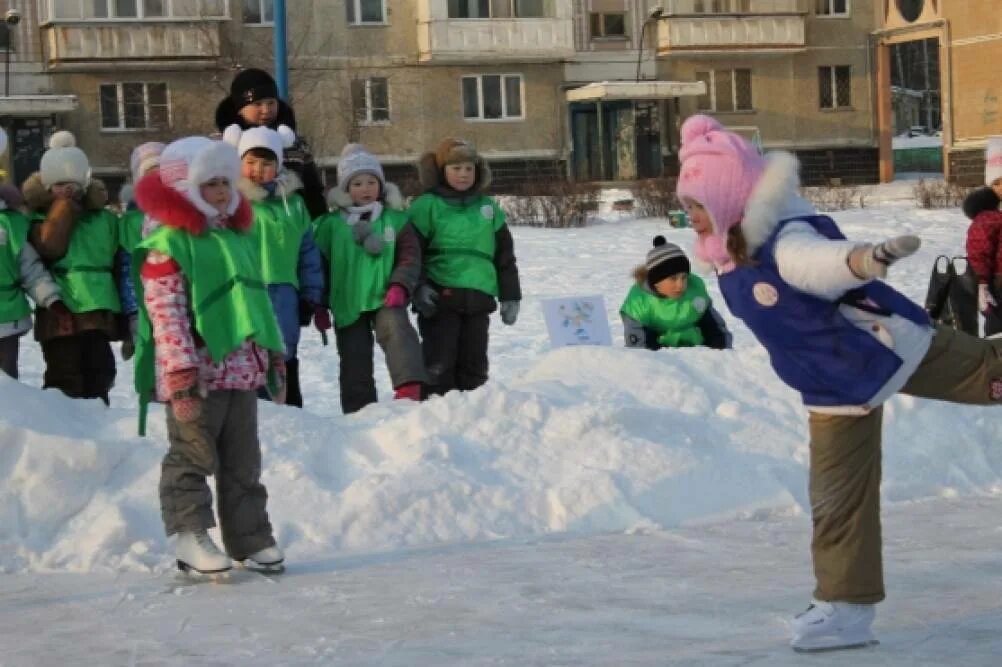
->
[718,215,931,408]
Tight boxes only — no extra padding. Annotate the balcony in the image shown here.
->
[40,22,222,68]
[656,0,808,54]
[416,1,574,63]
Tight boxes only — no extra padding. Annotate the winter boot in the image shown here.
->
[285,357,303,408]
[176,530,232,574]
[238,545,285,573]
[790,599,877,652]
[393,382,423,402]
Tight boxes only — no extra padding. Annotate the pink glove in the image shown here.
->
[313,306,332,332]
[165,368,202,423]
[383,284,408,308]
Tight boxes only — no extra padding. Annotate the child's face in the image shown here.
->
[238,98,279,127]
[50,182,80,200]
[348,174,381,205]
[992,179,1002,200]
[683,198,713,237]
[241,153,278,185]
[654,272,689,300]
[444,162,476,192]
[200,177,232,215]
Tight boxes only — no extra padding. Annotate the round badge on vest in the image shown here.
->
[753,282,779,307]
[384,227,396,243]
[692,296,708,313]
[480,204,494,220]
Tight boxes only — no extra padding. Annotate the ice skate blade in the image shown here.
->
[239,560,285,575]
[792,638,879,653]
[176,559,233,577]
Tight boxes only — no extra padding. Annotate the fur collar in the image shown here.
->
[740,151,818,256]
[417,151,492,194]
[326,181,405,212]
[237,169,304,203]
[135,170,252,235]
[22,172,109,213]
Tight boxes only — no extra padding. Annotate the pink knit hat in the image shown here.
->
[676,115,766,263]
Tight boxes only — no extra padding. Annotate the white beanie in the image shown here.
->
[159,136,241,218]
[222,123,295,165]
[130,142,165,182]
[40,131,91,189]
[337,143,384,192]
[986,137,1002,185]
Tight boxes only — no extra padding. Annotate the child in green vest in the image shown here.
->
[620,236,731,350]
[224,123,325,408]
[0,130,72,378]
[132,136,287,576]
[410,138,521,395]
[22,131,124,404]
[313,144,427,413]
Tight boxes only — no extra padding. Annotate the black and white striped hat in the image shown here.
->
[646,235,690,288]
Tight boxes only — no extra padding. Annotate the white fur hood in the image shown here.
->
[326,182,405,212]
[237,169,304,203]
[740,151,818,256]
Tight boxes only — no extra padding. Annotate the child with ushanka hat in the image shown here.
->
[620,236,731,350]
[132,135,287,576]
[223,123,324,409]
[22,131,125,404]
[312,143,427,414]
[0,130,71,379]
[409,138,521,395]
[963,136,1002,336]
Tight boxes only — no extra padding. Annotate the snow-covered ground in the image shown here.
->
[3,181,1001,665]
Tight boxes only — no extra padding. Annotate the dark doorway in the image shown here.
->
[8,117,53,187]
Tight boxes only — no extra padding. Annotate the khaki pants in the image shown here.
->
[160,389,276,559]
[808,325,1002,603]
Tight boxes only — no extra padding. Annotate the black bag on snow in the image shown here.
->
[924,255,978,336]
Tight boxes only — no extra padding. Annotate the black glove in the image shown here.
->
[298,299,313,327]
[413,284,439,319]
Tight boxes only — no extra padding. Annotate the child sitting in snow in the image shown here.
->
[676,114,1002,652]
[620,236,730,350]
[223,123,325,408]
[963,136,1002,336]
[312,144,427,413]
[133,136,287,575]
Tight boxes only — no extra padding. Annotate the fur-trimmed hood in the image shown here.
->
[134,170,252,236]
[21,172,109,213]
[417,151,492,195]
[0,183,24,212]
[739,151,818,256]
[962,186,1001,220]
[237,169,304,203]
[326,181,405,212]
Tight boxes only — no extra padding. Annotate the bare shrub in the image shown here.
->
[502,180,601,228]
[913,179,973,209]
[801,185,866,211]
[630,177,680,218]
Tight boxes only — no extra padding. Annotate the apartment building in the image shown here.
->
[874,0,1002,184]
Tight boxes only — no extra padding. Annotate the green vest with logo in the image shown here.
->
[119,209,145,254]
[0,211,32,324]
[409,192,503,297]
[248,193,311,287]
[620,274,710,346]
[32,209,121,314]
[132,223,285,434]
[313,207,410,329]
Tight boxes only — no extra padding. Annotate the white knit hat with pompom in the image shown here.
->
[40,131,91,189]
[222,123,295,165]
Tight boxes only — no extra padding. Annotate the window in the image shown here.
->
[448,0,489,18]
[695,69,752,112]
[816,0,850,16]
[447,0,546,19]
[512,0,544,17]
[461,74,523,121]
[49,0,225,19]
[100,82,170,130]
[243,0,273,24]
[346,0,385,24]
[694,0,750,12]
[819,65,851,109]
[589,13,626,39]
[0,26,9,51]
[351,77,390,124]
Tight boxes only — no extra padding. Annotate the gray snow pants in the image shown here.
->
[0,334,19,378]
[161,389,276,559]
[334,306,428,414]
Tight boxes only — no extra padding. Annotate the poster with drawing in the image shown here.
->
[541,296,612,348]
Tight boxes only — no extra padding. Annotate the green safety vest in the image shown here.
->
[33,209,122,314]
[119,208,145,254]
[409,192,503,297]
[313,207,410,329]
[247,193,312,287]
[0,211,33,324]
[132,223,285,435]
[620,274,711,347]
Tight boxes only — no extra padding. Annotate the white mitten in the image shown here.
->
[847,235,921,280]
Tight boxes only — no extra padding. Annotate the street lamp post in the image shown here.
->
[635,8,665,82]
[4,9,21,98]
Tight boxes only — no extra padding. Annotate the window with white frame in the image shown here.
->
[819,65,852,109]
[461,74,523,121]
[243,0,274,24]
[589,13,626,39]
[346,0,385,24]
[815,0,850,16]
[49,0,226,20]
[351,77,390,124]
[100,82,170,130]
[695,69,752,112]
